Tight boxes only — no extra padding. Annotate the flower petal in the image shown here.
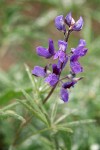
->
[62,81,76,89]
[72,16,83,31]
[60,88,69,102]
[65,12,75,27]
[70,56,83,74]
[57,56,68,70]
[32,66,46,77]
[54,51,59,60]
[72,39,88,57]
[52,64,60,75]
[54,50,66,63]
[55,15,66,32]
[59,51,66,62]
[48,39,55,55]
[45,73,59,86]
[36,46,51,58]
[78,39,86,47]
[58,40,68,52]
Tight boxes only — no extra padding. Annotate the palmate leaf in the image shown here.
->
[17,124,73,147]
[50,99,58,123]
[17,127,55,146]
[56,125,73,133]
[0,110,26,123]
[17,99,49,126]
[25,64,36,89]
[1,101,19,111]
[21,89,50,123]
[60,119,96,127]
[54,109,77,125]
[58,131,72,150]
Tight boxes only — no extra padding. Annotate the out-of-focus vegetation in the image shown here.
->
[0,0,100,150]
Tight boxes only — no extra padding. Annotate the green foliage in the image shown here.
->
[0,0,100,150]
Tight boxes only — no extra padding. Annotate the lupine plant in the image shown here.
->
[32,12,88,103]
[0,12,96,150]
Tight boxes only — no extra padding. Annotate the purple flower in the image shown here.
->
[57,56,68,70]
[60,88,69,102]
[55,12,84,33]
[54,50,66,62]
[55,15,66,32]
[52,64,60,75]
[71,39,87,57]
[58,40,68,52]
[54,40,68,62]
[60,77,82,102]
[65,12,75,27]
[32,66,46,77]
[72,17,83,31]
[36,39,55,58]
[70,55,83,74]
[45,73,59,86]
[79,39,86,46]
[44,64,60,86]
[65,12,83,31]
[62,81,76,89]
[32,12,88,103]
[70,39,88,74]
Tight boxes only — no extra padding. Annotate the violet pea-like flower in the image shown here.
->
[32,66,47,77]
[60,88,69,102]
[60,77,82,102]
[70,39,88,74]
[45,64,60,86]
[36,39,55,58]
[55,15,66,32]
[72,17,83,31]
[54,40,68,63]
[65,12,75,27]
[45,73,59,87]
[65,12,83,31]
[60,80,76,102]
[32,11,88,103]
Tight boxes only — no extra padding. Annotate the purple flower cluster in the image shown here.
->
[55,12,83,33]
[32,12,88,102]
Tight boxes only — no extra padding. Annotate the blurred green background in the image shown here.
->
[0,0,100,150]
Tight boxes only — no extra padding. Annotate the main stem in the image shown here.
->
[43,83,57,104]
[43,30,70,104]
[12,30,71,148]
[65,30,71,42]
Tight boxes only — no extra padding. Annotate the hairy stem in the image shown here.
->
[65,30,71,42]
[12,28,72,148]
[43,83,58,104]
[43,30,71,104]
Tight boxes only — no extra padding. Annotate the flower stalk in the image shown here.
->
[32,11,88,103]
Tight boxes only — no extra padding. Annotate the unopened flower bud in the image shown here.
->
[55,15,66,32]
[65,12,75,27]
[72,16,83,31]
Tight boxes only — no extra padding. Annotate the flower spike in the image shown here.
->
[32,11,88,103]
